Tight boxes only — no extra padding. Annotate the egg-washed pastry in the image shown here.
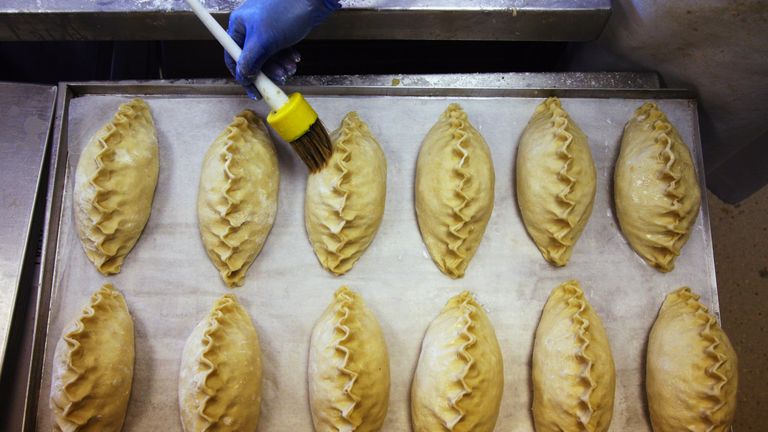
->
[305,113,387,275]
[647,287,738,432]
[198,110,279,287]
[73,98,159,275]
[50,284,134,432]
[179,294,262,432]
[532,280,615,432]
[308,286,390,431]
[517,98,596,266]
[615,103,701,272]
[415,104,495,278]
[411,291,503,432]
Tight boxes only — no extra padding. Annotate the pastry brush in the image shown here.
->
[184,0,333,172]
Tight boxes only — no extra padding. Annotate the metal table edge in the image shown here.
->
[21,82,69,432]
[0,82,57,373]
[689,99,721,323]
[41,73,672,98]
[1,2,612,13]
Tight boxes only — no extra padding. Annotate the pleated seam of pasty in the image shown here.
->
[443,291,478,430]
[559,281,598,430]
[542,98,579,264]
[665,288,731,427]
[319,114,359,273]
[85,99,151,273]
[330,287,361,428]
[195,294,242,428]
[55,284,123,421]
[443,105,474,278]
[637,103,690,269]
[211,112,256,285]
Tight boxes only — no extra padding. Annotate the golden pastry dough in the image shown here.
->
[532,280,616,432]
[647,287,738,432]
[305,113,387,275]
[197,110,279,287]
[308,286,390,431]
[415,104,495,278]
[615,102,701,272]
[517,98,596,266]
[50,284,134,432]
[411,291,503,432]
[179,294,263,432]
[73,98,159,275]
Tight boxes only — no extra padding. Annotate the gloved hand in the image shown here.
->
[225,0,341,99]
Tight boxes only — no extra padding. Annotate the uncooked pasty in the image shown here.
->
[532,280,615,432]
[517,98,596,266]
[647,287,738,432]
[73,98,159,275]
[50,284,134,432]
[415,104,495,278]
[411,291,503,432]
[305,112,387,275]
[308,286,390,431]
[178,294,263,432]
[198,110,279,287]
[614,103,701,272]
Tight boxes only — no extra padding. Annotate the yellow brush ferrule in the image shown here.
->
[266,92,318,143]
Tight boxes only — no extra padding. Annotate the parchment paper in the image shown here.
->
[36,94,716,431]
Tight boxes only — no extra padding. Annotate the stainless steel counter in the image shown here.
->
[289,72,661,91]
[0,83,56,376]
[0,0,611,41]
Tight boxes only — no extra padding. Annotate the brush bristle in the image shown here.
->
[290,120,333,173]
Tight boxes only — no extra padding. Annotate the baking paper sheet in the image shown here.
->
[36,94,716,431]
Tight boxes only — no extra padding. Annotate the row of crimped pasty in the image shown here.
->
[50,283,737,432]
[533,281,738,432]
[70,100,280,286]
[71,100,386,287]
[516,98,702,272]
[72,99,701,290]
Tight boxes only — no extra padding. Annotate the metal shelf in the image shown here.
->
[0,0,611,41]
[0,82,56,375]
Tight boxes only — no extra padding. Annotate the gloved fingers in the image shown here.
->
[286,48,301,64]
[226,24,257,93]
[261,48,301,84]
[243,82,262,100]
[278,48,301,74]
[237,32,274,84]
[261,62,288,85]
[224,50,237,80]
[224,16,246,78]
[229,49,262,98]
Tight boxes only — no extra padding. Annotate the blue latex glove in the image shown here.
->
[225,0,341,99]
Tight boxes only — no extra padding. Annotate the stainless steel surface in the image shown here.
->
[23,74,712,432]
[0,0,611,41]
[290,72,661,90]
[39,71,663,97]
[0,82,56,375]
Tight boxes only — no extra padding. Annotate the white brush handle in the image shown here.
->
[184,0,289,110]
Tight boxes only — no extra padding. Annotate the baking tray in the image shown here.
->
[24,75,716,431]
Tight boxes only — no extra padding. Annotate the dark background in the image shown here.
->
[0,40,568,81]
[2,40,765,204]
